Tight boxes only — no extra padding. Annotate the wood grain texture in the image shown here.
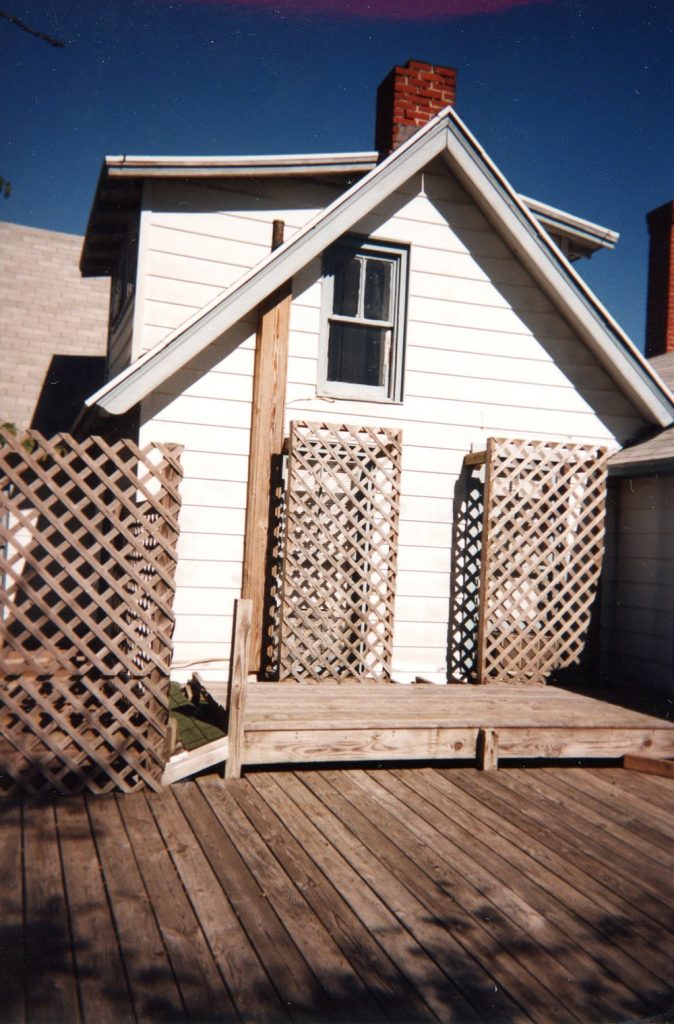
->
[13,764,674,1023]
[225,598,251,779]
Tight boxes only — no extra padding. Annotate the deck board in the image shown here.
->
[6,766,674,1023]
[1,802,26,1024]
[23,800,80,1024]
[239,683,674,768]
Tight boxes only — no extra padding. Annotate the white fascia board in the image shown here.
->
[88,118,449,415]
[442,111,674,428]
[520,195,619,249]
[105,152,378,177]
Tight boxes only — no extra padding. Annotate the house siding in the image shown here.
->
[135,165,645,683]
[602,475,674,694]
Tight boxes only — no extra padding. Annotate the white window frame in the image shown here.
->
[318,236,408,403]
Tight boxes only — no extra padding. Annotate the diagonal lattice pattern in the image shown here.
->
[477,438,608,685]
[279,421,402,682]
[449,474,484,682]
[0,431,182,795]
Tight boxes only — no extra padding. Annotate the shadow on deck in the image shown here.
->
[4,765,674,1023]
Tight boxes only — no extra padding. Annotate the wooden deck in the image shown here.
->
[216,680,674,774]
[4,765,674,1023]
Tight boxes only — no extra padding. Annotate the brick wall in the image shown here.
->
[375,60,457,157]
[0,221,110,433]
[645,200,674,358]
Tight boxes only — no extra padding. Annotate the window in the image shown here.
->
[319,237,408,401]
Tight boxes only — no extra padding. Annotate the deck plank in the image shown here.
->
[253,772,484,1024]
[438,769,674,1012]
[299,770,533,1023]
[170,779,323,1023]
[350,767,616,1023]
[477,768,674,922]
[115,790,236,1023]
[446,769,674,966]
[223,774,437,1023]
[240,683,674,769]
[86,793,186,1023]
[148,785,283,1023]
[55,796,135,1024]
[529,768,674,865]
[12,764,674,1024]
[198,777,385,1023]
[248,771,445,1022]
[324,768,591,1024]
[583,765,674,821]
[0,801,26,1024]
[23,800,80,1024]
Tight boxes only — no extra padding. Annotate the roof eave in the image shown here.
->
[87,115,451,415]
[87,106,674,429]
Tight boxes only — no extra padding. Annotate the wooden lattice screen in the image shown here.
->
[0,432,183,796]
[476,437,608,684]
[279,421,402,681]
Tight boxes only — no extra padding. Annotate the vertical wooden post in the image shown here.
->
[241,220,291,673]
[477,728,498,771]
[225,599,252,780]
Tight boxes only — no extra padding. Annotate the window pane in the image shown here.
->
[364,259,392,321]
[333,253,361,317]
[327,323,387,387]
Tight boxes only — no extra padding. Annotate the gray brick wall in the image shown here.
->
[0,221,110,433]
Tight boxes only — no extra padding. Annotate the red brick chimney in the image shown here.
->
[375,60,457,159]
[645,200,674,358]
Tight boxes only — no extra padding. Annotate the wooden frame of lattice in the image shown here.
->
[0,432,183,796]
[475,437,608,685]
[279,421,402,682]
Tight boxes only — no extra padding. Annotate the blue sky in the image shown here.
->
[1,0,672,348]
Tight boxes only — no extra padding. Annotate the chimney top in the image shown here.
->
[375,60,457,160]
[645,199,674,359]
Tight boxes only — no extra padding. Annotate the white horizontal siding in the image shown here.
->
[284,166,643,682]
[602,475,674,694]
[133,177,343,359]
[133,162,647,684]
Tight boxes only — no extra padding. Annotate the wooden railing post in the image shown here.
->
[225,599,252,779]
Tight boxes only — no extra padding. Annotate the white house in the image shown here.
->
[601,200,674,696]
[79,61,674,687]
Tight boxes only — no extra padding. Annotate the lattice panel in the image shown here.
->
[0,432,183,795]
[279,421,402,682]
[449,473,484,682]
[477,438,608,685]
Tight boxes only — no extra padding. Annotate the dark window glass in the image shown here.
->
[332,253,361,317]
[363,259,391,321]
[327,323,387,387]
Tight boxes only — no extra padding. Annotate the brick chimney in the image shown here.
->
[375,60,457,159]
[645,199,674,358]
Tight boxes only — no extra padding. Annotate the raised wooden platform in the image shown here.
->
[6,766,674,1023]
[214,679,674,775]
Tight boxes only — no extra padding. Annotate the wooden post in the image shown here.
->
[241,220,291,673]
[225,599,252,780]
[477,727,498,770]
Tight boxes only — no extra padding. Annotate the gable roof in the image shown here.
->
[81,151,617,276]
[86,105,674,428]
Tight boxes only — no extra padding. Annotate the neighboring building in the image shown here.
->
[79,60,674,686]
[603,200,674,695]
[0,221,109,434]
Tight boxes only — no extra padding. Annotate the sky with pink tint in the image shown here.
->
[173,0,550,20]
[1,0,672,347]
